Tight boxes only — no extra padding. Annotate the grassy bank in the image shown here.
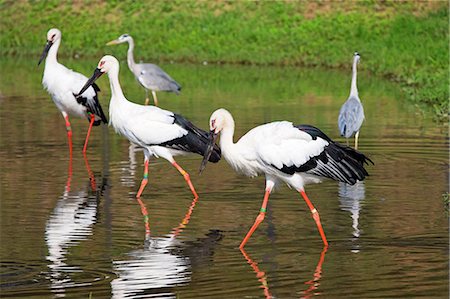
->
[0,0,448,120]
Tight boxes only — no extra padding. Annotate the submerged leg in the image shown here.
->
[144,89,150,106]
[136,197,151,237]
[136,158,150,198]
[299,190,328,247]
[239,180,274,249]
[151,90,159,106]
[172,160,198,199]
[82,113,96,153]
[83,151,97,191]
[62,112,73,158]
[354,131,360,150]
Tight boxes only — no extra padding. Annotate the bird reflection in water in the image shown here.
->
[240,246,328,299]
[338,180,366,252]
[111,195,222,298]
[45,154,100,297]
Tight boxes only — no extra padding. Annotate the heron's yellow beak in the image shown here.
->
[106,40,120,46]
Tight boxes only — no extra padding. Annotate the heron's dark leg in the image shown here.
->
[354,131,360,150]
[62,112,73,158]
[151,90,159,106]
[299,190,328,247]
[82,112,95,153]
[172,160,198,199]
[240,180,274,249]
[136,158,149,198]
[144,89,150,106]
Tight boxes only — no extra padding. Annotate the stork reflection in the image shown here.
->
[240,246,328,299]
[45,155,100,297]
[111,195,221,298]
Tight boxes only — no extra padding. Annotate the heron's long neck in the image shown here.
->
[350,59,358,98]
[126,39,136,71]
[46,39,60,65]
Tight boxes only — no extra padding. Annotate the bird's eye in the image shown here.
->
[99,61,105,67]
[211,119,216,127]
[51,34,56,39]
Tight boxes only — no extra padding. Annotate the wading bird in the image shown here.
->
[200,108,372,248]
[338,52,365,149]
[77,55,220,198]
[106,34,181,106]
[38,28,107,155]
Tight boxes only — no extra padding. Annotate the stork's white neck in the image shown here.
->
[350,58,359,98]
[126,39,136,71]
[107,67,126,101]
[218,115,241,166]
[45,38,61,65]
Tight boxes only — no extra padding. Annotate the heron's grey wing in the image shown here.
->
[137,63,181,94]
[338,96,364,138]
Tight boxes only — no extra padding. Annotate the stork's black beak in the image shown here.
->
[199,130,219,174]
[38,40,53,66]
[77,68,104,96]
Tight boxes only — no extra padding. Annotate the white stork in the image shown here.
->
[200,108,373,248]
[38,28,107,155]
[77,55,220,198]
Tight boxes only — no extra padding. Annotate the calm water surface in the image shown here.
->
[0,58,448,298]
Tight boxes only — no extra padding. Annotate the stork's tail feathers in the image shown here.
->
[297,124,373,185]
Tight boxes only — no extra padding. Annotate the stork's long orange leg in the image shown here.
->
[240,183,273,249]
[136,159,149,198]
[172,161,198,199]
[299,190,328,247]
[83,113,96,153]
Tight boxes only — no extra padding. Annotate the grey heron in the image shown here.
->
[106,34,181,106]
[338,52,365,150]
[38,28,107,155]
[200,108,373,248]
[78,55,220,199]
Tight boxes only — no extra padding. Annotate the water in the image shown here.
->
[0,58,448,298]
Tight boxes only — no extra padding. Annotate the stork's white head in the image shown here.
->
[77,55,120,96]
[199,108,234,174]
[38,28,62,65]
[106,34,133,46]
[209,108,234,134]
[47,28,61,43]
[97,55,120,74]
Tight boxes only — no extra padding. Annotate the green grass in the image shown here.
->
[0,0,448,120]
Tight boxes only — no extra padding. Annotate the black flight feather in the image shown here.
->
[272,124,373,185]
[159,114,221,162]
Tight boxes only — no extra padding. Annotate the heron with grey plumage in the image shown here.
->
[338,52,365,150]
[106,34,181,106]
